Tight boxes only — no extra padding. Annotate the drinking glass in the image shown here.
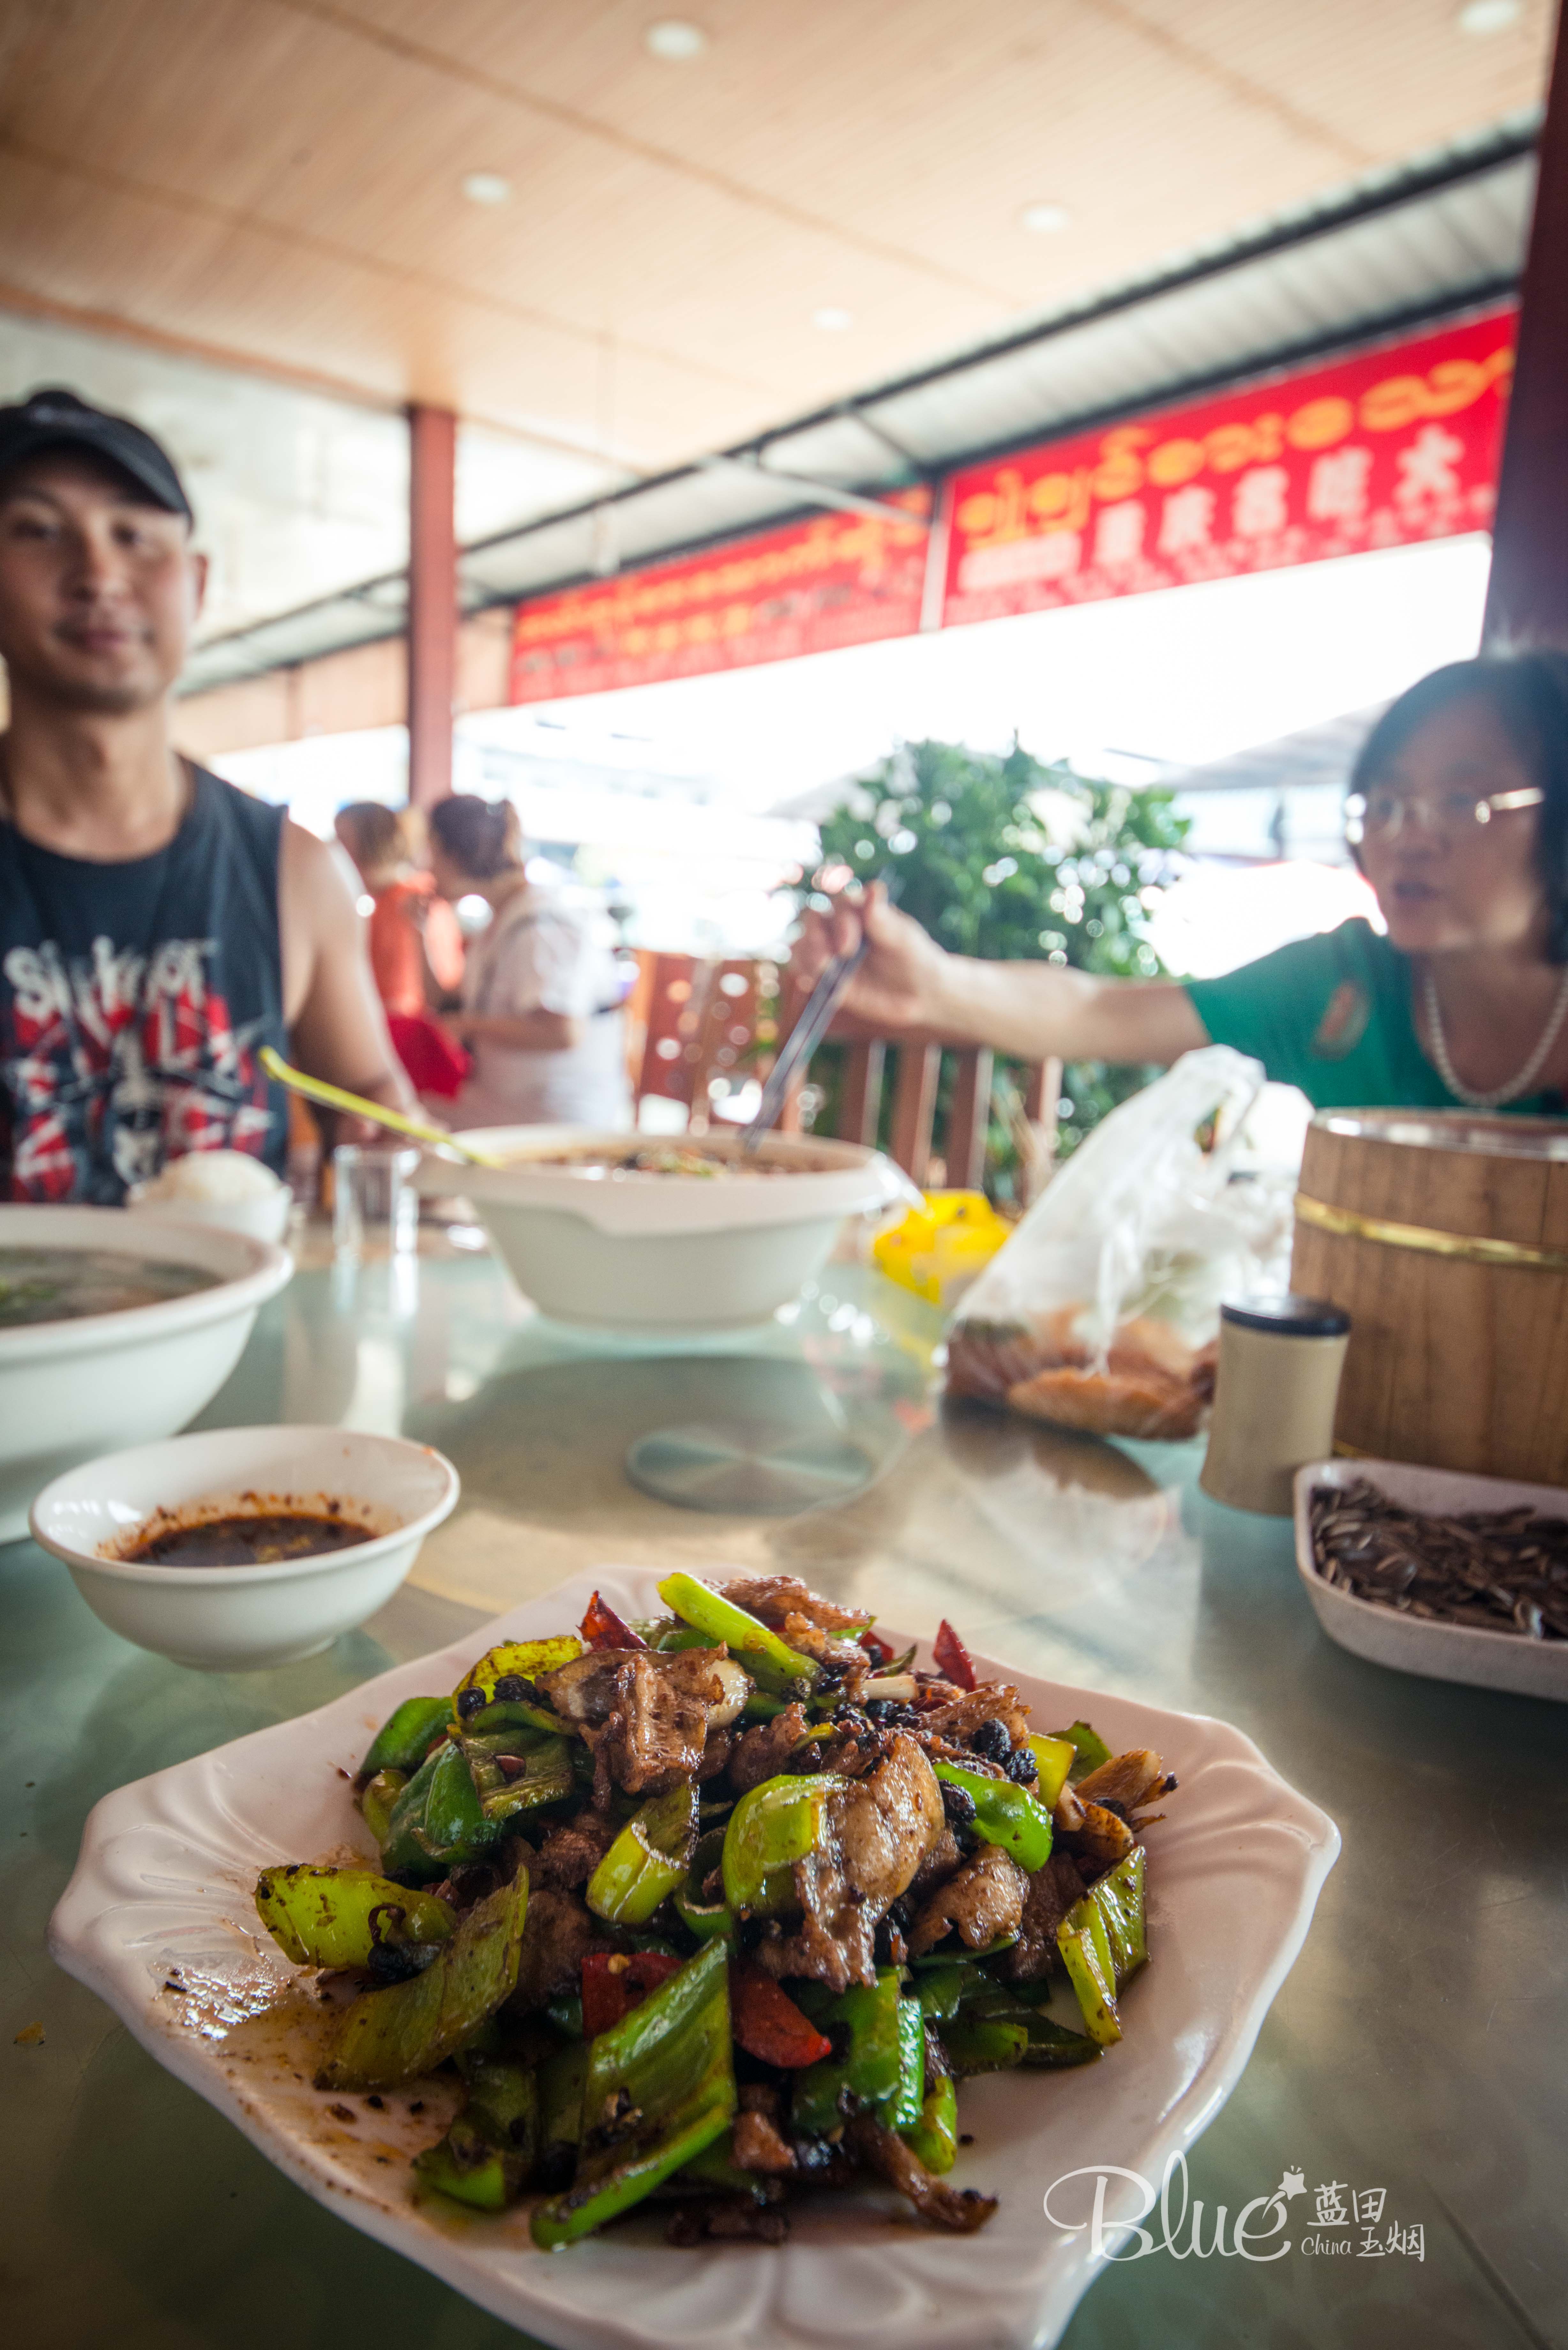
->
[332,1145,420,1256]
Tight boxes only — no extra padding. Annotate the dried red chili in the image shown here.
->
[932,1618,976,1691]
[580,1590,648,1651]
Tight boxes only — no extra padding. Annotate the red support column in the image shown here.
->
[407,404,457,807]
[1483,4,1568,650]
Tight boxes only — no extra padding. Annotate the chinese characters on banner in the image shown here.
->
[508,487,931,704]
[940,307,1516,629]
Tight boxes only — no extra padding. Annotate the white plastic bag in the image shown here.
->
[946,1046,1275,1440]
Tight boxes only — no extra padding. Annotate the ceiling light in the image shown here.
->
[462,171,511,206]
[813,307,854,332]
[1457,0,1520,29]
[645,19,707,61]
[1020,201,1072,235]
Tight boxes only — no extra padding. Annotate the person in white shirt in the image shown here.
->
[425,795,630,1130]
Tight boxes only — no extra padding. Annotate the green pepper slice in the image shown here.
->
[255,1864,454,1972]
[1058,1893,1121,2046]
[656,1572,818,1690]
[413,2053,539,2211]
[1057,1846,1147,2047]
[1026,1733,1077,1812]
[357,1695,452,1785]
[913,1961,967,2022]
[358,1768,406,1850]
[721,1772,839,1916]
[931,1760,1054,1873]
[453,1635,584,1709]
[536,2040,588,2188]
[462,1734,575,1824]
[789,1967,905,2137]
[949,1980,1101,2070]
[464,1695,571,1739]
[530,1937,736,2249]
[375,1744,452,1881]
[675,2127,771,2204]
[939,2011,1029,2076]
[890,1995,925,2131]
[740,1690,794,1722]
[1090,1846,1147,1982]
[900,2073,957,2173]
[1049,1719,1112,1782]
[318,1872,528,2091]
[672,1827,735,1944]
[586,1784,698,1927]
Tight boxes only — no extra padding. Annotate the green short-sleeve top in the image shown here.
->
[1183,917,1564,1115]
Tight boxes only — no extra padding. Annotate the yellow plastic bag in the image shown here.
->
[872,1190,1012,1309]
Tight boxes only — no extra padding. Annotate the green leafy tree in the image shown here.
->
[808,738,1190,1179]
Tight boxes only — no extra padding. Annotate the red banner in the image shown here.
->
[509,487,931,703]
[940,308,1515,629]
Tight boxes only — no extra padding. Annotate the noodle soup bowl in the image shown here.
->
[0,1204,293,1545]
[415,1125,920,1333]
[30,1424,460,1670]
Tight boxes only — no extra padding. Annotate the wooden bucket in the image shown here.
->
[1290,1109,1568,1481]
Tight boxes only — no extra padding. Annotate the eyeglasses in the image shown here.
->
[1344,784,1544,845]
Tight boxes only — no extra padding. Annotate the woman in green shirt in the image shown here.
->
[797,651,1568,1117]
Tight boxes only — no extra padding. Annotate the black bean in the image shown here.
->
[970,1718,1011,1762]
[455,1687,485,1719]
[941,1782,977,1828]
[865,1700,893,1721]
[1005,1747,1038,1784]
[492,1673,528,1702]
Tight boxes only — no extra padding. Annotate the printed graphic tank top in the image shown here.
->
[0,766,288,1202]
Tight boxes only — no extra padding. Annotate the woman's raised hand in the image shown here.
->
[790,880,953,1040]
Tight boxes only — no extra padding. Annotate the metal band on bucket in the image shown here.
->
[1294,1191,1568,1272]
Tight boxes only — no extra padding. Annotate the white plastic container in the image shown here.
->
[1294,1455,1568,1702]
[415,1126,918,1331]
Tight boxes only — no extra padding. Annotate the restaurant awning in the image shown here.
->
[178,123,1535,701]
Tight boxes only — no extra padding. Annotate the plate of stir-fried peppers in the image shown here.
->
[52,1568,1338,2350]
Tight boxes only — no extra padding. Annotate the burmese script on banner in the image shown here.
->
[940,308,1515,629]
[509,487,931,703]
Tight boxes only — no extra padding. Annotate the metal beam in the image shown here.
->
[696,453,930,528]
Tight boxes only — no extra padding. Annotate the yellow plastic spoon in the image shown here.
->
[259,1046,505,1169]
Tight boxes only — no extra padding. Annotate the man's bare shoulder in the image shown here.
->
[279,815,357,902]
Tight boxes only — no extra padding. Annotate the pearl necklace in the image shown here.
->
[1423,962,1568,1110]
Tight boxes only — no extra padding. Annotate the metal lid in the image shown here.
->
[1220,1293,1351,1337]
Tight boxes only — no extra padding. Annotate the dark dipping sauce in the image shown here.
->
[124,1512,375,1567]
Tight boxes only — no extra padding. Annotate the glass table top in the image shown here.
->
[3,1226,1564,2347]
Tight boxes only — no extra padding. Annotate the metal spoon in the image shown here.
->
[259,1047,505,1168]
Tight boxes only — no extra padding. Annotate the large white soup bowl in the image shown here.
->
[29,1424,460,1670]
[415,1126,919,1332]
[0,1204,293,1544]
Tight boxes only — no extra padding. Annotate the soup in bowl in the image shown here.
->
[0,1205,293,1545]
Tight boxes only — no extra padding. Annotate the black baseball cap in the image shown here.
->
[0,387,193,522]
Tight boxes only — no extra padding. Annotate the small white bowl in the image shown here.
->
[126,1184,294,1248]
[30,1425,460,1672]
[1294,1455,1568,1703]
[414,1125,919,1331]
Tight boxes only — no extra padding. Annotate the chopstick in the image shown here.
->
[742,933,870,1152]
[258,1047,505,1169]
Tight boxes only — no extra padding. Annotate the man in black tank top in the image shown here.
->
[0,390,415,1201]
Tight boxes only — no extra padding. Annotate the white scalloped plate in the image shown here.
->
[49,1567,1338,2350]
